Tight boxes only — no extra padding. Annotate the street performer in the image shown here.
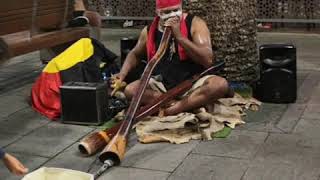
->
[113,0,230,116]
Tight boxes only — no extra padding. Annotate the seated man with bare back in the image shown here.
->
[114,0,230,116]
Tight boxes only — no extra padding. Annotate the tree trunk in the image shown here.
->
[185,0,259,83]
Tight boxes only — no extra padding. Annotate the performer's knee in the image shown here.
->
[124,80,141,99]
[205,76,229,96]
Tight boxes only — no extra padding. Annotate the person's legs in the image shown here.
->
[124,80,163,106]
[164,76,230,116]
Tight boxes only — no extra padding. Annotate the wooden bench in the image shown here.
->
[0,0,90,61]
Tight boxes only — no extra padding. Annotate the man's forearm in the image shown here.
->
[120,52,140,79]
[176,36,213,68]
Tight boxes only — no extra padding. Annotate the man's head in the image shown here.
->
[156,0,183,22]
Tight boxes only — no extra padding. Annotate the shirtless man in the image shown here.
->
[115,0,230,116]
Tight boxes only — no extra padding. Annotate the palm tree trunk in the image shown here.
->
[185,0,259,83]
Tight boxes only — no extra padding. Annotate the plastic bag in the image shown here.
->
[22,167,94,180]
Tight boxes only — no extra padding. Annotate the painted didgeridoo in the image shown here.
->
[93,27,172,179]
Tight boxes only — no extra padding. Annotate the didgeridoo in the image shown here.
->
[95,27,172,175]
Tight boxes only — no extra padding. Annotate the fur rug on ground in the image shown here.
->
[134,93,261,144]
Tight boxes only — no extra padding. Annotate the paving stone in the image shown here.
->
[0,132,22,147]
[168,154,249,180]
[0,108,50,135]
[308,85,320,104]
[121,141,198,172]
[254,142,302,165]
[5,123,93,157]
[254,133,320,167]
[0,64,42,75]
[0,52,40,68]
[2,83,34,97]
[0,94,29,119]
[0,116,7,122]
[298,45,320,57]
[294,118,320,139]
[297,71,309,88]
[243,161,320,180]
[238,103,287,133]
[0,71,40,95]
[298,60,320,71]
[193,130,268,159]
[308,95,320,105]
[0,152,48,180]
[9,83,33,98]
[302,104,320,120]
[44,143,97,172]
[0,57,43,74]
[0,72,12,81]
[296,72,320,104]
[99,167,170,180]
[276,104,306,133]
[268,133,320,149]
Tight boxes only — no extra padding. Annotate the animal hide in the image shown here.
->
[134,93,259,144]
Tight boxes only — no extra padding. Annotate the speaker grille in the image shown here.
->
[257,44,297,103]
[60,82,108,125]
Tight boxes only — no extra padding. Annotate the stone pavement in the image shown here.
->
[0,30,320,180]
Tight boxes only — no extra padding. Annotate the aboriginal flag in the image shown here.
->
[31,38,117,120]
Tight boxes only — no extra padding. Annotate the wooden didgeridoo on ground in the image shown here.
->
[79,61,225,156]
[78,124,121,156]
[93,27,172,179]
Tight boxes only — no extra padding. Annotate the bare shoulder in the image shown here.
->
[139,26,148,41]
[131,26,148,54]
[191,16,209,34]
[136,26,148,47]
[192,16,207,25]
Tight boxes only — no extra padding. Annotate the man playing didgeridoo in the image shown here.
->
[113,0,230,116]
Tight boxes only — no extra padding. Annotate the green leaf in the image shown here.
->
[230,82,253,98]
[97,118,120,130]
[212,127,232,138]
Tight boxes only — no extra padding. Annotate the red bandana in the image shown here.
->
[156,0,182,9]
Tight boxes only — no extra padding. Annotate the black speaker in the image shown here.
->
[60,82,108,125]
[256,44,297,103]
